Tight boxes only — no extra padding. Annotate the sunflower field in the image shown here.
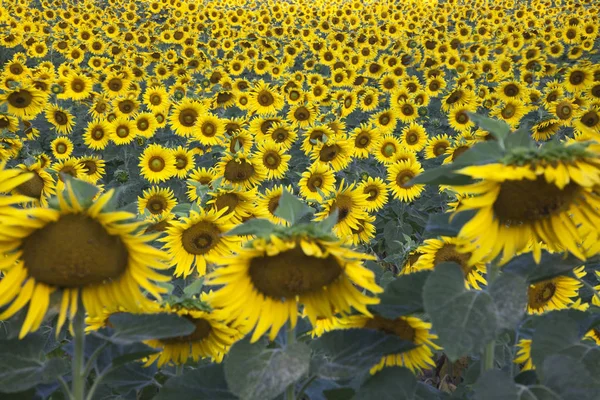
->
[1,0,600,399]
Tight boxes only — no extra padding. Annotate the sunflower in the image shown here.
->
[491,99,528,129]
[248,81,283,116]
[254,185,294,225]
[309,315,341,338]
[134,113,159,139]
[314,181,370,238]
[301,125,336,156]
[310,136,353,172]
[62,73,94,101]
[374,135,403,164]
[265,122,297,150]
[412,236,487,289]
[83,120,111,150]
[514,339,534,371]
[401,122,428,152]
[350,123,378,159]
[0,113,19,132]
[441,87,476,112]
[207,234,381,342]
[144,303,240,367]
[51,158,86,191]
[358,177,389,212]
[168,98,205,137]
[573,105,600,137]
[288,103,318,128]
[254,141,291,180]
[532,118,562,141]
[564,64,594,93]
[186,167,216,202]
[215,152,266,189]
[387,160,425,202]
[138,186,177,217]
[45,104,76,135]
[0,84,47,120]
[109,116,138,145]
[12,162,55,207]
[298,163,336,202]
[425,134,451,159]
[139,144,177,184]
[169,146,195,179]
[78,156,105,184]
[395,100,419,123]
[349,213,376,245]
[453,150,600,265]
[527,266,585,314]
[339,314,441,374]
[443,142,472,165]
[48,136,73,160]
[195,113,226,146]
[143,86,171,112]
[161,207,240,277]
[206,187,258,222]
[0,181,170,338]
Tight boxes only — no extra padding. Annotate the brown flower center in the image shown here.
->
[179,109,198,127]
[493,176,580,224]
[364,315,415,342]
[15,172,45,199]
[224,159,255,182]
[395,170,414,188]
[7,89,34,108]
[319,144,341,162]
[22,214,129,287]
[258,91,275,107]
[263,151,281,168]
[249,246,343,298]
[214,193,240,215]
[160,316,212,344]
[181,221,220,255]
[149,157,166,172]
[433,244,473,276]
[527,282,556,310]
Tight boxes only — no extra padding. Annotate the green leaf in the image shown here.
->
[109,313,196,343]
[531,312,580,371]
[502,251,583,283]
[409,163,474,186]
[225,218,278,237]
[473,370,518,400]
[319,207,339,232]
[103,362,157,393]
[325,388,355,400]
[469,113,511,142]
[424,211,476,238]
[155,364,237,400]
[0,336,68,393]
[171,203,192,217]
[273,190,314,225]
[540,354,600,400]
[489,272,528,331]
[353,367,417,399]
[183,277,204,297]
[310,329,416,380]
[505,125,535,149]
[371,271,431,318]
[61,175,100,207]
[516,385,561,400]
[224,339,311,400]
[423,262,497,361]
[452,141,505,166]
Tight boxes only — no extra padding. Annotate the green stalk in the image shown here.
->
[286,324,296,400]
[176,364,184,376]
[72,297,86,400]
[483,261,499,372]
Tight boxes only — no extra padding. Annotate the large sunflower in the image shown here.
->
[453,147,600,265]
[0,181,170,338]
[161,207,241,277]
[207,234,382,342]
[339,314,441,374]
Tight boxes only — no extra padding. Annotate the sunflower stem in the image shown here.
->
[176,364,184,376]
[72,297,86,400]
[483,261,499,372]
[286,324,296,400]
